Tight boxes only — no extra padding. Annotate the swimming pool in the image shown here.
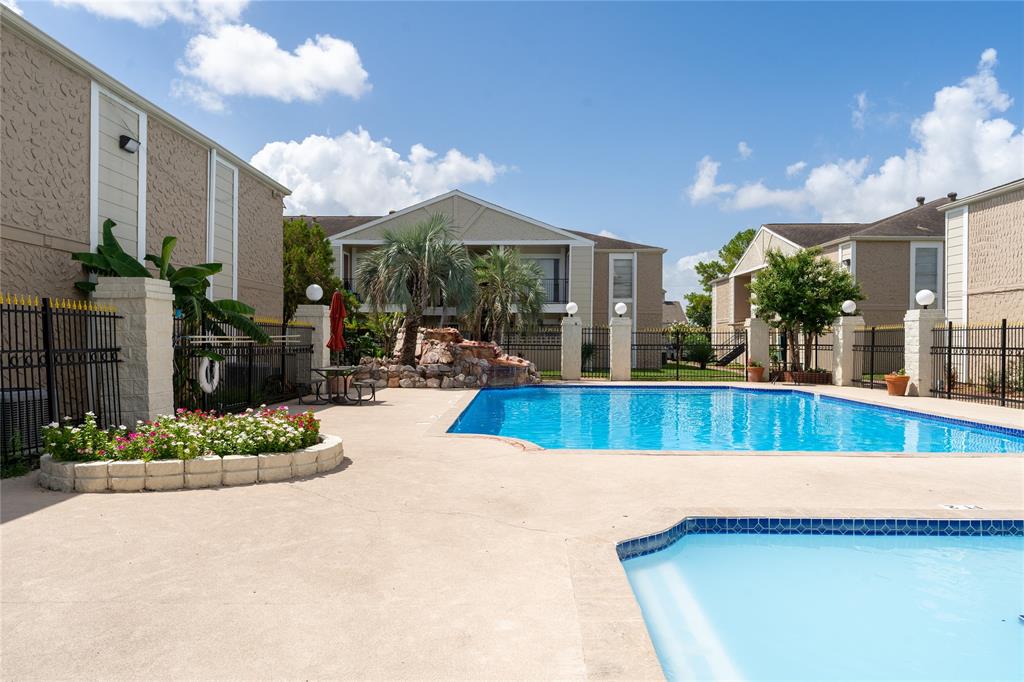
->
[448,386,1024,453]
[620,518,1024,681]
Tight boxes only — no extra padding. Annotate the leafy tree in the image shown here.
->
[749,248,862,370]
[683,292,712,329]
[694,228,757,291]
[356,214,476,365]
[467,246,546,346]
[282,218,344,322]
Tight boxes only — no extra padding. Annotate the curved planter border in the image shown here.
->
[37,434,344,493]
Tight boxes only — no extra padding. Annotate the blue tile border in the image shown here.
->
[616,517,1024,561]
[466,384,1024,441]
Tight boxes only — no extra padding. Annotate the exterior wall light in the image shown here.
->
[305,283,324,302]
[565,301,578,317]
[118,135,140,153]
[841,300,857,315]
[915,289,936,309]
[614,302,628,317]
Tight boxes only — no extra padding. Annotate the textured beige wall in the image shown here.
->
[145,119,207,265]
[966,188,1024,323]
[732,229,799,274]
[635,251,663,329]
[236,169,284,317]
[0,25,91,298]
[853,240,912,326]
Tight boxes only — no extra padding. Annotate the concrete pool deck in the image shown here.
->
[2,384,1023,680]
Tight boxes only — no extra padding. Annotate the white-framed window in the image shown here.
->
[838,241,856,277]
[207,150,238,300]
[608,253,636,319]
[910,241,942,309]
[90,82,147,259]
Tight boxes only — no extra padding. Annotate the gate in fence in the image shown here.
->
[853,326,905,389]
[502,327,561,378]
[631,327,747,381]
[931,319,1024,409]
[173,317,314,413]
[1,295,122,470]
[581,326,610,378]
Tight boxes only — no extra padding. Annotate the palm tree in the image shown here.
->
[468,247,546,346]
[356,214,476,365]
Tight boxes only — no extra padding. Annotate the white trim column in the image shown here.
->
[294,304,331,370]
[831,314,864,386]
[560,316,582,381]
[609,317,632,381]
[903,307,945,397]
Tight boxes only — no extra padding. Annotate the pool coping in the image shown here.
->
[430,382,1024,458]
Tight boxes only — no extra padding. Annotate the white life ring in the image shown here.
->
[198,356,221,394]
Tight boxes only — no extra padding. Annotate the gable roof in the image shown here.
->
[761,223,862,248]
[287,215,380,238]
[567,230,665,252]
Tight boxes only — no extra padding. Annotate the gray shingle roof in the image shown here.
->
[286,215,381,238]
[567,229,664,251]
[761,196,949,247]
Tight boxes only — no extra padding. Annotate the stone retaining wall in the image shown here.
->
[37,434,344,493]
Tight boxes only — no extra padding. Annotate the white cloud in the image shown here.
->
[698,49,1023,222]
[177,23,370,106]
[170,78,225,112]
[785,160,807,177]
[250,128,505,215]
[52,0,247,27]
[737,141,753,159]
[2,0,23,15]
[686,156,735,204]
[664,250,716,300]
[851,91,869,130]
[598,229,620,239]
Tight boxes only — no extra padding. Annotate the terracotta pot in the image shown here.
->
[746,366,765,382]
[884,374,910,396]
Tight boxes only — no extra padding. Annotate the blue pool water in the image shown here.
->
[448,386,1024,452]
[622,532,1024,680]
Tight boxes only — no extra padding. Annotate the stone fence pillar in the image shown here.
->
[560,316,582,381]
[609,317,632,381]
[92,277,174,425]
[831,314,865,386]
[903,308,945,396]
[744,317,770,375]
[294,304,331,369]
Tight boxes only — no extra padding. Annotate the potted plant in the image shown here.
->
[885,368,910,396]
[746,360,765,382]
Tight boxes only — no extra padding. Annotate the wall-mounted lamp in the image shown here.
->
[565,301,578,317]
[118,135,140,153]
[614,302,628,317]
[841,300,857,315]
[915,289,936,310]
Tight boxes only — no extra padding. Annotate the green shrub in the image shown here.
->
[684,333,716,369]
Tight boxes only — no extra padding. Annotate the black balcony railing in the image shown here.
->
[340,277,570,305]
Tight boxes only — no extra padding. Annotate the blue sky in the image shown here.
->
[12,1,1024,300]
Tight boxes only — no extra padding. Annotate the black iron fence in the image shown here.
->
[931,319,1024,409]
[1,295,122,470]
[853,326,905,389]
[582,326,610,378]
[503,327,561,377]
[769,329,833,377]
[173,317,314,413]
[631,327,747,381]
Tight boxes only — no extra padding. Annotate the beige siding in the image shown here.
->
[591,251,609,324]
[944,208,966,322]
[712,279,731,327]
[853,240,913,326]
[732,228,799,274]
[568,245,593,324]
[97,91,141,258]
[965,188,1024,324]
[636,251,663,329]
[0,24,91,298]
[210,160,236,301]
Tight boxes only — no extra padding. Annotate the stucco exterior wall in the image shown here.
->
[966,188,1024,324]
[236,169,284,316]
[0,25,90,298]
[635,251,663,329]
[853,240,912,326]
[712,279,731,327]
[568,245,594,325]
[145,119,208,266]
[591,253,609,324]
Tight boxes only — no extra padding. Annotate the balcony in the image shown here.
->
[342,277,570,311]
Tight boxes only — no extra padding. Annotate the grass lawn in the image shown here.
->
[631,362,746,381]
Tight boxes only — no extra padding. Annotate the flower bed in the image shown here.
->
[37,407,343,493]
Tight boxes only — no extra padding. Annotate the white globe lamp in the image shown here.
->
[305,283,323,302]
[915,289,935,309]
[841,299,857,315]
[565,301,578,317]
[614,302,628,317]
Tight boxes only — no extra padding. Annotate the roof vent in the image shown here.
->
[916,196,925,206]
[947,192,957,201]
[388,210,396,215]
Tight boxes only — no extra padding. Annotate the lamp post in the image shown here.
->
[841,299,857,315]
[614,302,627,317]
[915,289,935,310]
[565,301,578,317]
[305,283,324,303]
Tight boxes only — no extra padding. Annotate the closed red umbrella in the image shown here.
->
[327,291,347,353]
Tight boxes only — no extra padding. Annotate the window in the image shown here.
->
[523,256,561,302]
[838,242,855,276]
[910,242,942,309]
[612,258,633,299]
